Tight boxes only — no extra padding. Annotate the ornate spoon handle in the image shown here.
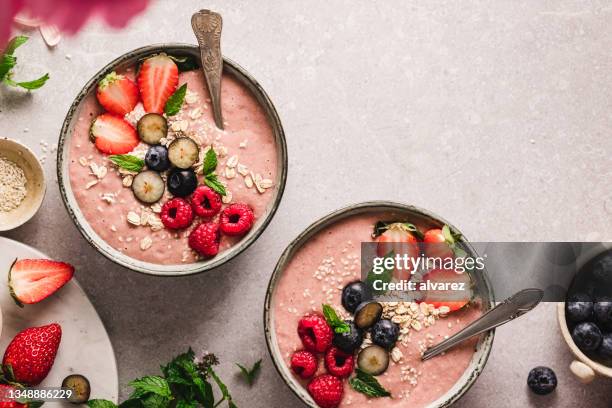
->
[191,10,224,130]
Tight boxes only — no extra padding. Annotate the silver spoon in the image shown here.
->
[421,288,544,361]
[191,10,224,130]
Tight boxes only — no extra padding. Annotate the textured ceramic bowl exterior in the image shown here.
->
[264,201,495,408]
[0,138,46,231]
[57,44,287,276]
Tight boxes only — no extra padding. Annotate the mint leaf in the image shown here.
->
[322,304,350,334]
[202,148,218,175]
[109,154,144,172]
[3,36,28,55]
[128,376,171,398]
[88,400,118,408]
[0,54,16,81]
[236,360,261,386]
[204,174,226,196]
[208,367,236,408]
[349,368,391,398]
[7,73,49,90]
[164,83,187,116]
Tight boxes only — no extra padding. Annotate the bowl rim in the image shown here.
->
[0,137,47,231]
[263,200,495,408]
[56,43,288,276]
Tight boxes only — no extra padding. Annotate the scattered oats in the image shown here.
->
[222,190,233,204]
[260,178,274,189]
[410,320,422,331]
[123,103,146,127]
[239,139,248,149]
[226,155,238,168]
[254,173,265,193]
[110,225,117,232]
[438,306,451,315]
[185,91,198,104]
[0,157,27,212]
[224,166,236,179]
[216,145,228,158]
[391,347,403,363]
[237,164,248,176]
[100,193,116,204]
[150,202,162,213]
[244,175,254,188]
[127,211,141,226]
[78,157,88,166]
[140,236,153,251]
[85,180,98,189]
[140,211,151,226]
[148,215,164,231]
[126,237,133,242]
[122,175,133,187]
[118,167,138,176]
[189,107,202,120]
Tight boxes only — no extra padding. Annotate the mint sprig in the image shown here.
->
[349,368,391,398]
[108,154,144,172]
[201,148,226,196]
[1,36,49,90]
[322,304,350,334]
[165,83,187,116]
[236,360,262,386]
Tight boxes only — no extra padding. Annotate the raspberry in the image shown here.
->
[324,346,354,378]
[290,350,318,379]
[219,203,254,236]
[190,186,222,218]
[160,198,194,229]
[307,375,343,408]
[188,222,221,257]
[298,314,333,353]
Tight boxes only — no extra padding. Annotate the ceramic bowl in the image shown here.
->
[264,201,495,408]
[57,44,287,276]
[0,138,46,231]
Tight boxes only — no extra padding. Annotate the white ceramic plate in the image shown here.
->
[0,237,118,405]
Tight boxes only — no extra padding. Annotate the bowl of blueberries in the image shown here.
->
[558,247,612,383]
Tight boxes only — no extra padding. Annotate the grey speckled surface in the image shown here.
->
[1,0,611,407]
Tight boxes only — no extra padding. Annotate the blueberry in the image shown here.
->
[167,168,197,197]
[598,333,612,361]
[145,145,170,172]
[572,322,603,352]
[371,319,399,350]
[342,281,368,314]
[565,293,593,323]
[527,366,557,395]
[594,297,612,327]
[332,320,363,354]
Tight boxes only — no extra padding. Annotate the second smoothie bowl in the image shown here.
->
[265,202,494,408]
[57,44,287,275]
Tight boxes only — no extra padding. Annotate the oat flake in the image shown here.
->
[0,157,27,212]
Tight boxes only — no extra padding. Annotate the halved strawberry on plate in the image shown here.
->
[90,113,139,155]
[8,259,74,307]
[419,268,473,312]
[96,71,139,116]
[138,54,178,114]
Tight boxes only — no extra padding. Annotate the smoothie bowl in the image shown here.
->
[57,44,287,275]
[265,202,494,408]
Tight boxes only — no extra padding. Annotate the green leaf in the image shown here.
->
[118,399,143,408]
[129,376,171,398]
[88,400,118,408]
[371,221,422,239]
[26,401,44,408]
[202,148,218,175]
[204,174,226,196]
[164,83,187,116]
[208,367,235,408]
[322,304,350,333]
[109,154,144,172]
[8,73,49,90]
[349,368,391,398]
[0,54,17,81]
[235,360,261,386]
[3,36,28,55]
[442,224,454,244]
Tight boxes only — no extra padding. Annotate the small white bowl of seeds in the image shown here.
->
[0,138,46,231]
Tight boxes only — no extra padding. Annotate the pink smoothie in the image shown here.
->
[272,213,483,407]
[68,66,278,264]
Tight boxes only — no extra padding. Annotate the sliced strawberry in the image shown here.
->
[423,225,461,259]
[137,54,178,114]
[90,113,139,155]
[419,268,472,312]
[8,259,74,306]
[96,71,139,116]
[376,222,420,280]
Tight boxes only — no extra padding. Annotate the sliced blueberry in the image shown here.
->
[371,319,400,350]
[572,322,603,352]
[168,137,199,169]
[598,333,612,361]
[132,170,165,203]
[333,320,363,354]
[527,366,557,395]
[354,302,383,330]
[342,281,368,314]
[565,293,593,323]
[167,168,197,197]
[145,145,170,172]
[357,345,389,376]
[594,297,612,327]
[137,113,167,144]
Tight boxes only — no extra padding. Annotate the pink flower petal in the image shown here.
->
[39,24,61,47]
[1,0,25,47]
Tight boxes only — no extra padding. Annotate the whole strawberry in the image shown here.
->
[0,384,25,408]
[308,374,343,408]
[3,323,62,385]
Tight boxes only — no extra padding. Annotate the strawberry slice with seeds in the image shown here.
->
[8,259,74,306]
[96,71,139,116]
[137,54,178,114]
[419,268,472,312]
[90,113,139,155]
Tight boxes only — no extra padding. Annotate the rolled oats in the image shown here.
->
[140,236,152,251]
[127,211,141,226]
[226,155,238,168]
